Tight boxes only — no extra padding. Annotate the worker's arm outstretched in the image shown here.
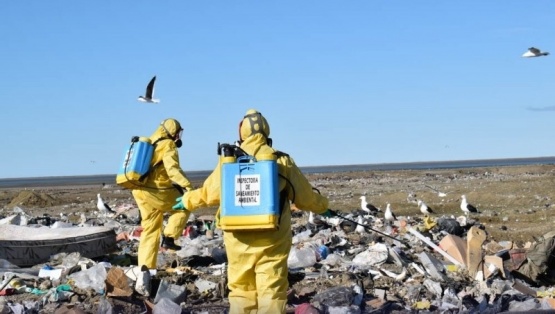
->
[278,155,329,214]
[163,148,193,191]
[181,161,222,210]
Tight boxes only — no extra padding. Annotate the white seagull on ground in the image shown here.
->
[308,211,326,229]
[138,76,160,103]
[325,215,343,231]
[59,213,69,223]
[384,203,397,222]
[97,194,116,216]
[355,216,366,234]
[417,200,434,215]
[359,196,380,214]
[460,195,480,216]
[522,47,549,58]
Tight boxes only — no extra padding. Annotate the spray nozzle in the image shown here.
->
[217,142,247,158]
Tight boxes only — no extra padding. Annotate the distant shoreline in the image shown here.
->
[2,156,555,188]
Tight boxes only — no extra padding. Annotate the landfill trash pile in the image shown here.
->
[1,202,555,314]
[2,164,555,313]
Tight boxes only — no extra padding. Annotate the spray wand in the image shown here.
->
[330,210,411,247]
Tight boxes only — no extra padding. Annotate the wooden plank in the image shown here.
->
[466,226,487,278]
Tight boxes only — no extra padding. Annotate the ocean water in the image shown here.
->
[1,156,555,188]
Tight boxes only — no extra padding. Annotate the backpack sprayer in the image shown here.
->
[116,136,153,189]
[115,136,181,192]
[217,142,282,231]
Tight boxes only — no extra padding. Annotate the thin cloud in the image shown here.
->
[527,106,555,112]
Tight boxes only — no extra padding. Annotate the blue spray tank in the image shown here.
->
[219,143,280,231]
[116,136,154,189]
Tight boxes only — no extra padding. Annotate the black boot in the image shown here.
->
[161,236,181,250]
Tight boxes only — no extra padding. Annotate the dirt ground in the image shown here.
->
[3,164,555,245]
[304,164,555,245]
[1,164,555,313]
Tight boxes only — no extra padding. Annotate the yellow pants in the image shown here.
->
[224,229,291,314]
[133,189,189,269]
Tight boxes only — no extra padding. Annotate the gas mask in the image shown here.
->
[174,129,183,148]
[160,119,184,148]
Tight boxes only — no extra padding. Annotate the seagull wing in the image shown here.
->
[366,203,380,213]
[529,47,541,54]
[145,76,156,99]
[104,202,114,212]
[467,203,479,213]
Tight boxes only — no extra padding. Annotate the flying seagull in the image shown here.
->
[359,196,380,214]
[522,47,549,58]
[460,195,480,216]
[97,193,116,216]
[138,76,160,103]
[384,203,397,222]
[417,200,434,215]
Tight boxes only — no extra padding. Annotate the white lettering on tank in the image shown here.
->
[234,174,261,206]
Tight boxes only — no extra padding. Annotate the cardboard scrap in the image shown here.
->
[505,249,527,271]
[116,232,130,242]
[498,241,514,250]
[106,267,133,297]
[512,280,536,296]
[408,227,464,268]
[144,300,154,314]
[366,298,386,309]
[466,226,486,277]
[483,240,507,255]
[543,298,555,310]
[439,234,467,267]
[483,255,505,279]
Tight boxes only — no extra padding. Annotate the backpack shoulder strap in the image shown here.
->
[138,137,172,181]
[152,137,171,146]
[274,150,289,158]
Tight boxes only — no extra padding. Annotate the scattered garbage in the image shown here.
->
[2,180,555,313]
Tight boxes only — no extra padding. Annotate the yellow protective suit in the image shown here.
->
[132,118,194,269]
[182,110,329,313]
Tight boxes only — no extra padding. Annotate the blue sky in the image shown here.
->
[2,1,554,179]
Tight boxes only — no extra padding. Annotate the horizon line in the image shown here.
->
[2,155,555,181]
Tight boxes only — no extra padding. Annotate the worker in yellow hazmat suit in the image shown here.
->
[132,118,194,269]
[173,109,331,313]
